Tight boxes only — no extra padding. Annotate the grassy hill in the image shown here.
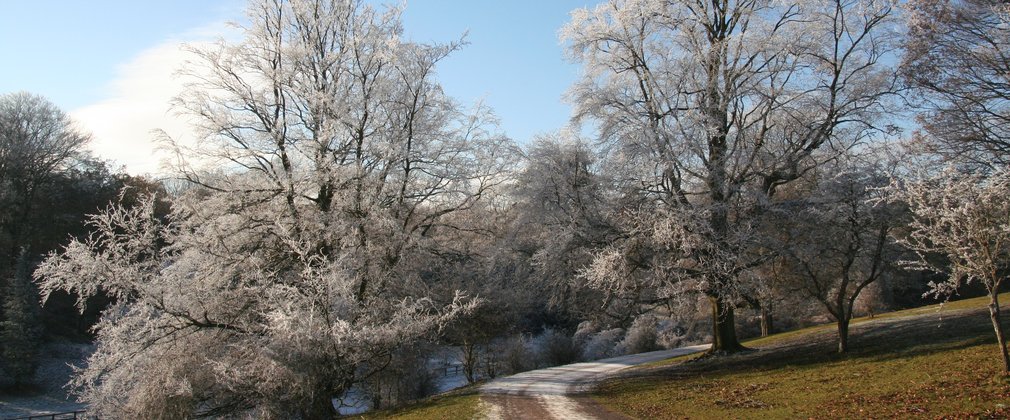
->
[351,387,480,420]
[593,295,1010,419]
[352,295,1010,419]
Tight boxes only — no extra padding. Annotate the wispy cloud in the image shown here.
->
[71,21,237,176]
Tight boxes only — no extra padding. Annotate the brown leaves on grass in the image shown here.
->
[813,345,1010,418]
[594,305,1010,419]
[713,383,771,409]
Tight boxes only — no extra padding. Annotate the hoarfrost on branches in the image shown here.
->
[902,0,1010,168]
[889,168,1010,372]
[34,0,515,417]
[562,0,900,353]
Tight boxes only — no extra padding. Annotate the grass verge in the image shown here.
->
[349,389,480,420]
[594,294,1010,419]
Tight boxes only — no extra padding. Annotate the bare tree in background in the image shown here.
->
[0,92,90,389]
[563,0,900,353]
[36,0,515,417]
[0,92,90,266]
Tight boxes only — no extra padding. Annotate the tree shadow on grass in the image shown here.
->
[623,306,1004,383]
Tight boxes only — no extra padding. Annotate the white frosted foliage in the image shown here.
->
[34,0,515,417]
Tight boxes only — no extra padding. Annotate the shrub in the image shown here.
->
[581,328,624,361]
[498,334,533,375]
[534,328,579,367]
[618,316,660,355]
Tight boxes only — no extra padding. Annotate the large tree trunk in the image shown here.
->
[989,293,1010,373]
[303,389,337,419]
[709,295,746,353]
[836,317,850,353]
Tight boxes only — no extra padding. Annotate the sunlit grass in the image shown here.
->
[597,339,1010,418]
[745,293,1004,348]
[594,293,1010,419]
[350,294,1010,418]
[350,391,480,420]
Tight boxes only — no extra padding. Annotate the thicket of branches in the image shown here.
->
[9,0,1010,416]
[0,91,151,391]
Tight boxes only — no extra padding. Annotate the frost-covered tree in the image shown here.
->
[563,0,899,353]
[35,0,514,417]
[780,158,897,353]
[890,169,1010,372]
[902,0,1010,168]
[512,133,613,318]
[0,92,90,266]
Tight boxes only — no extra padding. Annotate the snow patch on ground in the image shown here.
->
[540,394,591,420]
[477,396,503,420]
[0,342,91,418]
[335,348,473,416]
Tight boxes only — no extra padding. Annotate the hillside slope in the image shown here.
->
[594,297,1010,419]
[354,296,1010,419]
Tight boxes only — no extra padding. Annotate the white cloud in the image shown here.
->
[71,22,236,176]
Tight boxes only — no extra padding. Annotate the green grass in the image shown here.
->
[349,390,480,420]
[744,293,1002,349]
[596,339,1010,419]
[348,294,1010,419]
[594,293,1010,419]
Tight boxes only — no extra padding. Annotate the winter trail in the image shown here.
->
[479,344,710,419]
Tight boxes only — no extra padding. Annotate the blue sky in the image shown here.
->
[0,1,243,109]
[0,1,600,174]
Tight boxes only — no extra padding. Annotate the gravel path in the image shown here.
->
[480,344,710,420]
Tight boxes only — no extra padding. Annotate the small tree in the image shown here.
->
[891,168,1010,372]
[739,264,789,338]
[442,301,508,384]
[0,250,43,389]
[782,160,896,353]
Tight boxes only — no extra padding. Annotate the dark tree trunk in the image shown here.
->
[462,341,477,384]
[989,293,1010,373]
[303,389,337,419]
[837,317,850,353]
[709,295,746,353]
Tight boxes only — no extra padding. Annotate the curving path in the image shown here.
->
[480,344,710,420]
